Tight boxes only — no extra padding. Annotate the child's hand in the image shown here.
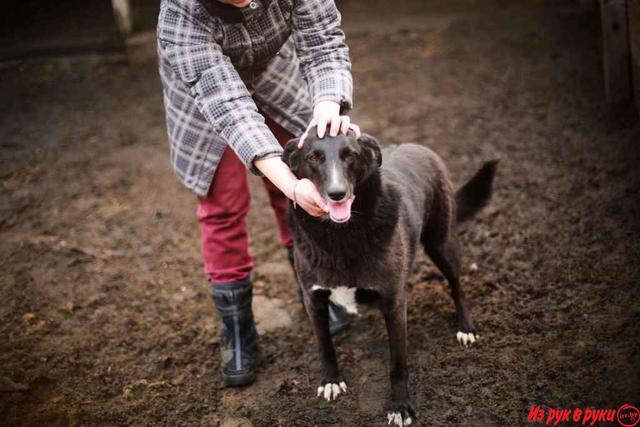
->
[298,101,361,148]
[293,178,328,217]
[252,157,327,217]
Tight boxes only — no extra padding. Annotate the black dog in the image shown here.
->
[283,129,497,426]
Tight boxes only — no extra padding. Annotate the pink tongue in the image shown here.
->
[327,196,355,223]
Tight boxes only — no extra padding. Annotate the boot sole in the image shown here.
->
[222,371,255,387]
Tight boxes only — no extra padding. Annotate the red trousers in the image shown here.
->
[197,117,294,284]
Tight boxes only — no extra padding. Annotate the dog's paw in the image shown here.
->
[456,330,479,347]
[386,401,416,426]
[316,380,347,402]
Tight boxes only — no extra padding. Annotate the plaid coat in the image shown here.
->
[157,0,353,196]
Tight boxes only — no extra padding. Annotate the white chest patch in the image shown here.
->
[312,285,358,314]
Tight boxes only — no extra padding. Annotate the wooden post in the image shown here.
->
[599,0,633,107]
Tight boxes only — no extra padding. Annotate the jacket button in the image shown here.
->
[249,1,258,9]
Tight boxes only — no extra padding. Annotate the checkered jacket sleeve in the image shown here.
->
[292,0,353,110]
[157,0,282,174]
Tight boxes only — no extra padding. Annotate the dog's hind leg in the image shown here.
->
[305,289,347,401]
[423,236,479,347]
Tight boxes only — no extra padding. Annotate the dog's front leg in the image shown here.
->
[382,294,416,426]
[305,289,347,402]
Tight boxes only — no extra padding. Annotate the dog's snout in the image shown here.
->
[327,189,347,201]
[326,160,348,201]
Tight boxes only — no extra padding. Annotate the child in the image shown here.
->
[157,0,358,386]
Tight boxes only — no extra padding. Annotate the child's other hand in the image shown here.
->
[293,178,328,217]
[298,101,361,148]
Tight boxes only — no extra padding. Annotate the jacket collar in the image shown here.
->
[199,0,271,23]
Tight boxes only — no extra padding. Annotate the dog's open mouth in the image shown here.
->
[326,195,355,223]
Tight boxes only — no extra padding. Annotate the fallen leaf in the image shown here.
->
[421,33,442,58]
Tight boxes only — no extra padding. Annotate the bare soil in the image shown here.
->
[1,1,639,426]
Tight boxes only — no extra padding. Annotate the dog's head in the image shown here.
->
[282,127,381,223]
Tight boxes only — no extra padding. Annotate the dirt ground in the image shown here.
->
[1,1,639,426]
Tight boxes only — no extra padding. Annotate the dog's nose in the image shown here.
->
[327,189,347,201]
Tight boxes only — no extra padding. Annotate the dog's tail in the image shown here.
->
[455,160,498,224]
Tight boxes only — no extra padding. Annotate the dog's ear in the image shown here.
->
[358,134,382,168]
[282,138,302,174]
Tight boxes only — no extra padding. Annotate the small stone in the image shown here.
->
[139,245,153,256]
[252,296,293,334]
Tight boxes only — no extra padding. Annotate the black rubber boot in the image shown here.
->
[211,280,257,386]
[287,246,350,335]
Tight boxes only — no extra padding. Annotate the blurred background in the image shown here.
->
[1,1,639,426]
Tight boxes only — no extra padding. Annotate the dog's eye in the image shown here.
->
[307,153,323,163]
[341,150,355,163]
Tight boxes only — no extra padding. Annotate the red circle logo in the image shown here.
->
[618,404,640,427]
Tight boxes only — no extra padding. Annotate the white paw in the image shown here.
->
[387,411,412,426]
[316,381,347,401]
[456,330,479,347]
